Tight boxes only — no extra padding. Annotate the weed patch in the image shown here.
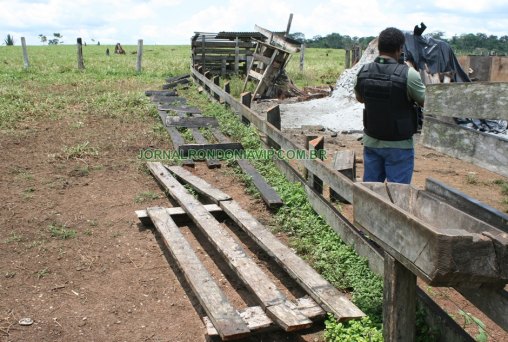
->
[48,223,77,239]
[134,191,160,203]
[63,141,98,159]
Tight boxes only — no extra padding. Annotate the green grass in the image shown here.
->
[134,190,160,203]
[48,223,77,239]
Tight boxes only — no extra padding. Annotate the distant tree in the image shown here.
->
[4,34,14,45]
[38,34,47,44]
[425,31,446,40]
[288,32,305,43]
[48,33,63,45]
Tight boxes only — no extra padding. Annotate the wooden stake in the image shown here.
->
[383,252,416,342]
[77,38,85,70]
[136,39,143,73]
[299,44,305,72]
[345,49,351,69]
[285,13,294,37]
[266,105,281,150]
[240,92,252,125]
[234,37,240,74]
[21,37,29,69]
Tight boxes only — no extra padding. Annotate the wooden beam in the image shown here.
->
[135,204,222,226]
[204,306,273,337]
[178,142,244,158]
[266,105,281,150]
[220,199,364,320]
[306,136,324,195]
[165,116,218,128]
[330,150,356,203]
[422,116,508,177]
[426,82,508,120]
[285,13,293,37]
[165,165,231,203]
[147,163,312,331]
[236,160,283,208]
[383,253,416,342]
[157,105,202,114]
[147,207,250,340]
[254,25,300,53]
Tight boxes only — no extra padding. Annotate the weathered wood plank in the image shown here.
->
[422,116,508,177]
[254,25,300,53]
[151,96,186,105]
[192,41,256,49]
[147,162,312,331]
[266,105,281,150]
[220,199,364,321]
[165,74,190,83]
[425,178,508,232]
[145,90,178,97]
[158,105,202,114]
[383,252,416,342]
[165,165,231,203]
[426,82,508,120]
[147,207,250,340]
[253,53,272,65]
[236,160,283,208]
[178,142,244,158]
[135,204,222,226]
[204,306,274,337]
[165,116,218,128]
[330,150,356,203]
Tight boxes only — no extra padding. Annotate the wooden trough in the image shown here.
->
[353,182,508,286]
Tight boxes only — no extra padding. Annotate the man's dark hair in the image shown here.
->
[378,27,405,53]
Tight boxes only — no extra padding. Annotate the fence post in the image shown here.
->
[266,105,281,150]
[234,37,240,74]
[299,44,305,72]
[240,92,252,125]
[136,39,143,73]
[21,37,29,69]
[77,38,85,70]
[345,49,351,69]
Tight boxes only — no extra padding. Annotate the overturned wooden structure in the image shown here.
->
[191,65,508,341]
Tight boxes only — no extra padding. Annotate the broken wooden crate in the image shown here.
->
[137,162,364,340]
[353,182,508,286]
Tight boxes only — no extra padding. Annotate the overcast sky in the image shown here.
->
[1,0,508,45]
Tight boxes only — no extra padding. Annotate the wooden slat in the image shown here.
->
[165,116,218,128]
[145,90,178,96]
[146,207,250,340]
[220,200,364,321]
[426,82,508,120]
[151,96,186,105]
[252,53,271,65]
[248,69,264,81]
[254,25,300,53]
[204,306,274,337]
[158,105,202,114]
[157,110,194,167]
[147,163,312,331]
[236,160,283,208]
[165,165,231,203]
[192,41,255,48]
[135,204,222,226]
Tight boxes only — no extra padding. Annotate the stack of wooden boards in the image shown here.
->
[135,162,364,340]
[144,76,283,208]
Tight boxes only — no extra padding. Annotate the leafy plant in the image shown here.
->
[48,224,77,239]
[4,232,23,243]
[63,141,98,159]
[324,316,382,342]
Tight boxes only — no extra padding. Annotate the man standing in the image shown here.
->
[355,27,425,184]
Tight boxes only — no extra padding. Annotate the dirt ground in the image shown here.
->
[1,94,507,342]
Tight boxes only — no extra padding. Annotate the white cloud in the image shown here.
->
[1,0,507,45]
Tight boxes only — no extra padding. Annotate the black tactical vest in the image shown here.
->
[356,57,417,141]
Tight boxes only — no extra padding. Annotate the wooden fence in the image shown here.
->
[191,65,508,341]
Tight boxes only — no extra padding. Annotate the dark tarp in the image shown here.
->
[403,32,506,134]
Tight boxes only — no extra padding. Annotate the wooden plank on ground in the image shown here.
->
[145,90,178,96]
[165,74,190,83]
[147,163,312,331]
[146,207,250,340]
[165,165,231,203]
[157,110,195,167]
[204,306,274,337]
[425,82,508,120]
[165,116,219,128]
[191,128,221,169]
[151,96,187,105]
[211,127,282,208]
[158,105,202,114]
[220,199,364,321]
[178,142,244,158]
[135,204,222,226]
[422,116,508,177]
[236,160,283,208]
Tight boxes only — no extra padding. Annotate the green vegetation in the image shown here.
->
[48,223,77,239]
[63,141,99,159]
[4,232,23,243]
[4,34,14,46]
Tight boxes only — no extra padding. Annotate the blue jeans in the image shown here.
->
[363,147,414,184]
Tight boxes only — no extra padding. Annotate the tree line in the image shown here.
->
[289,32,508,55]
